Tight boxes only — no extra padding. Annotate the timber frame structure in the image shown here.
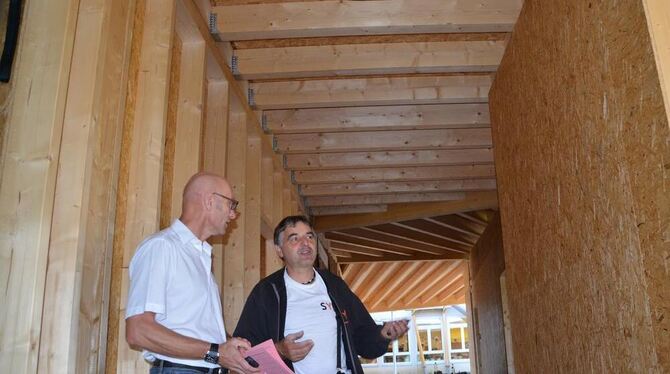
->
[1,1,669,373]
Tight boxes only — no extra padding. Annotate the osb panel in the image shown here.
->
[490,0,669,372]
[470,213,507,374]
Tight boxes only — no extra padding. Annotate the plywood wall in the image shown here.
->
[490,0,670,372]
[469,213,507,374]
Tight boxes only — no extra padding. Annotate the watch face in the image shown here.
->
[204,351,219,364]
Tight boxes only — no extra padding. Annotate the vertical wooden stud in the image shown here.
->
[0,1,79,372]
[244,131,262,297]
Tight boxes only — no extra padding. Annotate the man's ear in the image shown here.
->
[274,244,284,259]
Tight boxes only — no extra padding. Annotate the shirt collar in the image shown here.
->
[171,219,213,255]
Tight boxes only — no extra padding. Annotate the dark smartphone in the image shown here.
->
[245,356,259,368]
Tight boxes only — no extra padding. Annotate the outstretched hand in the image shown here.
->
[218,337,261,374]
[275,331,314,362]
[381,319,409,341]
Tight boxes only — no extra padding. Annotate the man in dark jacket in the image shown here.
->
[234,215,408,373]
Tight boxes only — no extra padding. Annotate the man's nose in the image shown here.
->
[229,210,238,219]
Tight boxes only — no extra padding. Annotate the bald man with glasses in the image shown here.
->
[126,172,259,374]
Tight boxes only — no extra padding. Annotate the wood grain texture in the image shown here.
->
[0,1,79,372]
[490,0,670,371]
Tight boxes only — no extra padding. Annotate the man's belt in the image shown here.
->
[152,358,227,374]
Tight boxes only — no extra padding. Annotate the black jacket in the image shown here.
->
[233,268,390,373]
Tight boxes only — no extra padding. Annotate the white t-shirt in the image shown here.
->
[126,219,226,368]
[284,269,348,374]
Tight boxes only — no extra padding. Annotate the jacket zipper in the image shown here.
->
[329,291,358,374]
[271,283,281,341]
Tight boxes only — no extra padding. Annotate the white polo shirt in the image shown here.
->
[126,219,226,368]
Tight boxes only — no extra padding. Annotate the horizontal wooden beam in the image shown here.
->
[275,128,492,153]
[328,232,443,256]
[329,240,415,257]
[285,148,493,170]
[263,103,490,133]
[332,227,464,255]
[235,40,506,79]
[300,178,497,196]
[213,0,522,40]
[334,252,465,264]
[250,74,491,109]
[310,205,388,216]
[294,164,496,184]
[306,192,466,207]
[313,191,498,231]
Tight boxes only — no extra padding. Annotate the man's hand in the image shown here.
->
[381,319,409,340]
[275,331,314,362]
[218,338,261,374]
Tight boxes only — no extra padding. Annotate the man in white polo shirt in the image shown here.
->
[234,215,409,374]
[125,172,260,374]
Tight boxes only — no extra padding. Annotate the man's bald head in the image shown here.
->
[180,172,236,240]
[182,172,229,206]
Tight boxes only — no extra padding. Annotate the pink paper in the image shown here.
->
[244,339,295,374]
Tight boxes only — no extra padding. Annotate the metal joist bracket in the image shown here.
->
[230,55,239,75]
[208,12,223,42]
[290,170,297,184]
[261,113,269,133]
[247,87,256,107]
[271,135,278,151]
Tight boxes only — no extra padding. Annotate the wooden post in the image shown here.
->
[463,263,478,374]
[500,271,516,374]
[223,94,247,330]
[170,38,206,220]
[0,1,79,372]
[202,80,230,284]
[244,130,262,297]
[37,0,135,372]
[106,0,176,372]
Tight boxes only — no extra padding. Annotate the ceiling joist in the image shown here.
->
[263,103,490,134]
[213,0,523,40]
[235,40,506,80]
[250,74,492,110]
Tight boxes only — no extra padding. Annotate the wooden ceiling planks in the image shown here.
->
[209,0,521,311]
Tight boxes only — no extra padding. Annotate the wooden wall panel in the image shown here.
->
[202,80,230,285]
[223,96,247,331]
[490,0,670,372]
[243,132,262,299]
[643,0,670,119]
[0,1,79,372]
[39,0,134,372]
[469,213,506,374]
[107,0,176,372]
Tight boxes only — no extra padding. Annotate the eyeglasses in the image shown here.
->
[212,192,239,211]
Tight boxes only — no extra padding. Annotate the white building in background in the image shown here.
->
[361,306,471,374]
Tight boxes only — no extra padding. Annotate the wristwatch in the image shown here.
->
[203,343,220,364]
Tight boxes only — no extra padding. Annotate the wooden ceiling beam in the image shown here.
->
[425,262,467,301]
[274,128,492,153]
[378,222,472,250]
[213,0,522,40]
[295,164,496,185]
[457,211,489,226]
[310,205,388,216]
[285,148,494,170]
[306,192,466,207]
[327,231,445,256]
[328,242,390,258]
[355,226,468,254]
[313,190,498,231]
[263,103,490,133]
[349,261,378,291]
[358,262,403,302]
[391,221,475,247]
[250,74,491,110]
[384,261,444,305]
[424,216,482,240]
[403,261,463,304]
[368,262,422,310]
[300,178,497,197]
[336,252,465,264]
[235,40,506,80]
